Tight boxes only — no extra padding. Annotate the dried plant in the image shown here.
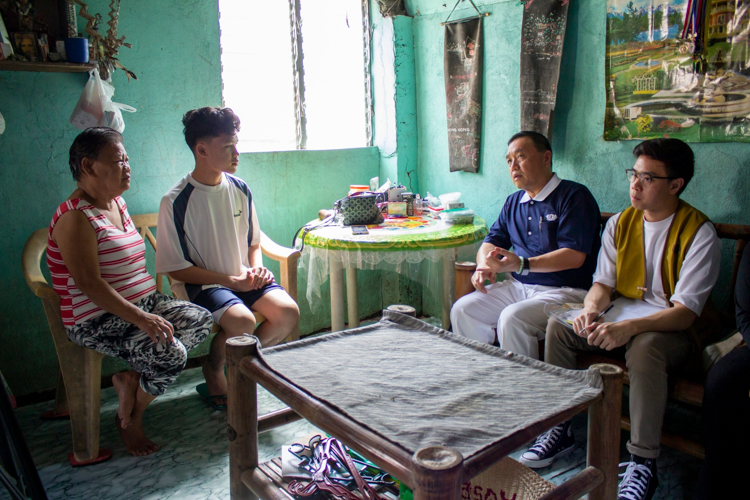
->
[73,0,136,80]
[377,0,407,18]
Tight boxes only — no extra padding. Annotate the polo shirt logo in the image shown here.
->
[546,214,558,221]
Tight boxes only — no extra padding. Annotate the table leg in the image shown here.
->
[330,258,345,332]
[441,248,457,330]
[227,336,260,500]
[411,446,463,500]
[587,363,624,500]
[346,267,359,329]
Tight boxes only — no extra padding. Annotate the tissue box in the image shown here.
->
[439,208,475,224]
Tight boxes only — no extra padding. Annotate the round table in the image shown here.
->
[299,216,488,331]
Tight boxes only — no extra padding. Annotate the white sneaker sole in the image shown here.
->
[518,443,575,469]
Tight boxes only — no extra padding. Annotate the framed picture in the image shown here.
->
[0,10,12,56]
[12,31,39,61]
[0,43,11,60]
[37,32,48,61]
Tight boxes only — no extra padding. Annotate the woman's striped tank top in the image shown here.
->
[47,197,156,326]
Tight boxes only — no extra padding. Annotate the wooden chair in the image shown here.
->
[453,213,750,460]
[22,213,300,466]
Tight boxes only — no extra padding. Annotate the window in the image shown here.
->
[219,0,371,153]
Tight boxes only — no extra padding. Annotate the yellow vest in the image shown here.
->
[615,200,710,302]
[614,201,724,361]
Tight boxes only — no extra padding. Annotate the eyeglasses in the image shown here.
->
[625,168,674,186]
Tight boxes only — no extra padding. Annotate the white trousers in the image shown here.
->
[450,279,587,359]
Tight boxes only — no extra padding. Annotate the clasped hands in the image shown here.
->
[231,266,274,292]
[572,307,635,351]
[472,247,521,293]
[132,267,273,346]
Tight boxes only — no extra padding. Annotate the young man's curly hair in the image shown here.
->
[182,107,241,151]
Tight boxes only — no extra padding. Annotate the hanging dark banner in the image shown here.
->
[519,0,570,138]
[444,17,483,173]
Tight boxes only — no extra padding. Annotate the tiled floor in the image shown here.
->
[6,364,703,499]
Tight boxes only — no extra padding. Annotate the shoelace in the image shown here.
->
[617,461,653,500]
[288,437,382,500]
[528,424,564,455]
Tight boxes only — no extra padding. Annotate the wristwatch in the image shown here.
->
[521,256,531,276]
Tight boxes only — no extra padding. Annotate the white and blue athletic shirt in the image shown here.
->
[156,172,261,298]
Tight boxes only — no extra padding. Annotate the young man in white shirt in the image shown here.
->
[156,107,299,408]
[520,138,721,500]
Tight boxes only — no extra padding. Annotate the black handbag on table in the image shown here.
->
[335,192,384,226]
[292,192,384,251]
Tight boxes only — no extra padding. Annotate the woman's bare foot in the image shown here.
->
[202,362,228,406]
[112,370,139,428]
[115,415,158,456]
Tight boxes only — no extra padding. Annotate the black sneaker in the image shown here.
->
[618,455,658,500]
[519,420,575,469]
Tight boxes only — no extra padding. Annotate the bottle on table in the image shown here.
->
[414,195,423,216]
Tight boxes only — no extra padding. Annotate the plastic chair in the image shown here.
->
[21,213,300,466]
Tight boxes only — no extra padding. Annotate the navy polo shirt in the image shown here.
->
[484,175,601,290]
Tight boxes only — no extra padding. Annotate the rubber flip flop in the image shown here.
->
[41,409,70,420]
[68,448,113,467]
[196,383,227,411]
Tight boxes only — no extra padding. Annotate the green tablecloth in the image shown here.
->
[300,216,488,313]
[304,217,488,251]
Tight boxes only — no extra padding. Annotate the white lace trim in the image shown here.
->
[300,243,481,312]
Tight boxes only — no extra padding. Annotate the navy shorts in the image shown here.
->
[185,282,284,323]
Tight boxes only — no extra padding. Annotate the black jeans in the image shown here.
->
[695,345,750,499]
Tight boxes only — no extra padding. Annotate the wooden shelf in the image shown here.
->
[0,60,96,73]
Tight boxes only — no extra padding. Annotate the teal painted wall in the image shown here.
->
[371,7,420,193]
[0,0,380,396]
[409,0,750,305]
[393,16,420,194]
[239,148,382,334]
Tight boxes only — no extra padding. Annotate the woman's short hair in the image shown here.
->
[69,127,124,181]
[632,138,694,196]
[182,107,241,151]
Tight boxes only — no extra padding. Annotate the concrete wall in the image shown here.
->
[408,0,750,306]
[6,0,746,397]
[0,0,380,396]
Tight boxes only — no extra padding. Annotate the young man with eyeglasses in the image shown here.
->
[520,138,722,500]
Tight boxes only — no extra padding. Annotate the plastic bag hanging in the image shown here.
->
[69,68,135,133]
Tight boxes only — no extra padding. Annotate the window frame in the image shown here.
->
[220,0,373,152]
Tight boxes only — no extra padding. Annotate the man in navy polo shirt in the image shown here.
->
[450,131,601,359]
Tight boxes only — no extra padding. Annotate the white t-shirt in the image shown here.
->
[156,172,261,297]
[593,211,721,315]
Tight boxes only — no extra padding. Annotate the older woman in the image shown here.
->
[47,128,212,456]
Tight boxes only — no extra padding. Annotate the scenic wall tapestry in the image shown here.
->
[605,0,750,142]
